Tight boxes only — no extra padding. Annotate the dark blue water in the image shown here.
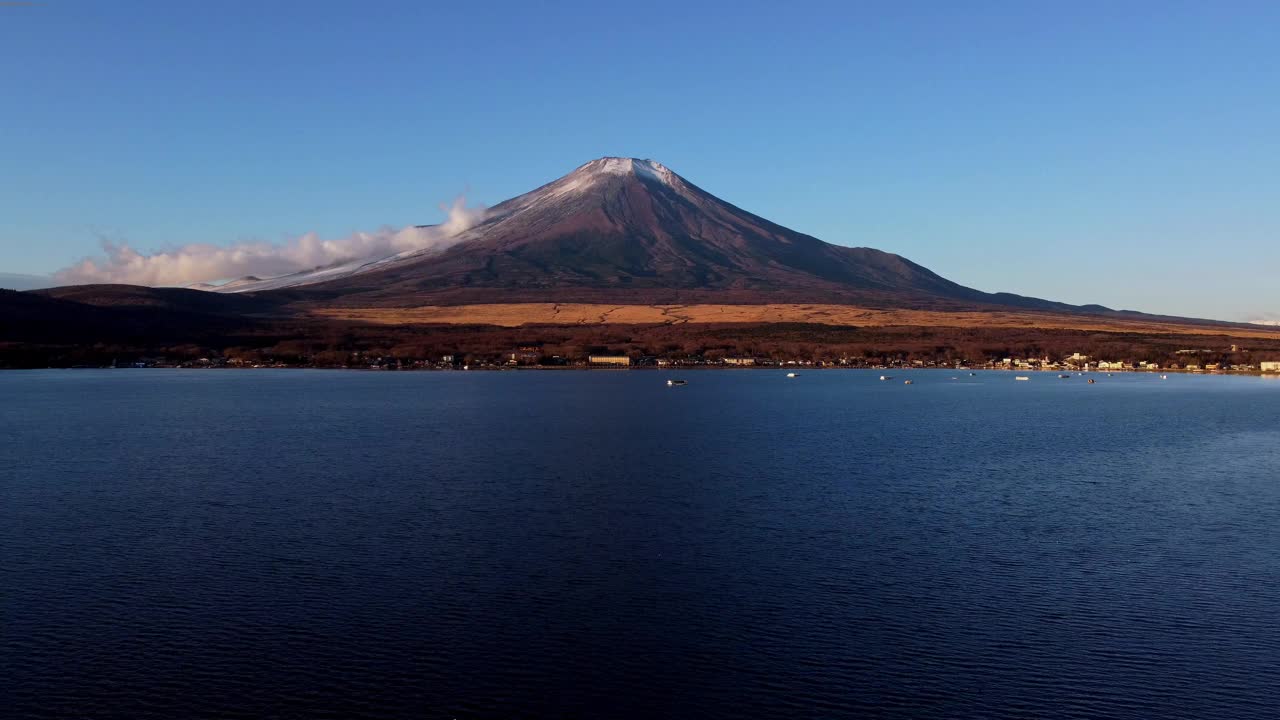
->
[4,369,1280,719]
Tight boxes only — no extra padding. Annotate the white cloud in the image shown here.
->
[53,197,486,287]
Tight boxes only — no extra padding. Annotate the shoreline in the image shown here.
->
[5,365,1277,378]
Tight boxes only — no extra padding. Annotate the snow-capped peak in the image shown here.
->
[574,157,679,186]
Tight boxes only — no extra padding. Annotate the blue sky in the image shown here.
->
[2,0,1277,320]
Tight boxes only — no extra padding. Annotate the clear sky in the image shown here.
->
[2,0,1277,320]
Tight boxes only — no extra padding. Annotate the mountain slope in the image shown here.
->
[257,158,1066,311]
[36,284,280,315]
[0,288,268,346]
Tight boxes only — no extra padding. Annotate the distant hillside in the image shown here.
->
[35,284,279,315]
[0,288,268,347]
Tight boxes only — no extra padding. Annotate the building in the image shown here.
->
[588,355,631,366]
[724,357,756,366]
[508,347,543,364]
[1262,361,1280,373]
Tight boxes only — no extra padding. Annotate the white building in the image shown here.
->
[1262,361,1280,373]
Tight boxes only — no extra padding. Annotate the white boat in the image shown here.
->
[786,372,798,378]
[1161,375,1168,380]
[667,379,687,386]
[1016,376,1031,381]
[880,375,892,381]
[903,380,913,385]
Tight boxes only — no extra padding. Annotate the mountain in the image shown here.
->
[11,158,1280,366]
[0,287,269,349]
[213,157,1068,312]
[36,284,277,315]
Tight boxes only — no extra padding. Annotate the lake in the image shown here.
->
[3,369,1279,719]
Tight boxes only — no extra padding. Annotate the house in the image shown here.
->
[1262,361,1280,373]
[724,357,756,366]
[588,355,631,366]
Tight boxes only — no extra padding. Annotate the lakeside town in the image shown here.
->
[88,345,1280,375]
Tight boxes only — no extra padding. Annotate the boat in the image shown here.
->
[969,372,977,376]
[1161,375,1168,380]
[903,380,913,385]
[1015,376,1030,381]
[667,379,687,386]
[1058,374,1071,379]
[786,372,798,378]
[880,375,892,381]
[1088,379,1096,384]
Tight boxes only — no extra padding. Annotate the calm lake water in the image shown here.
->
[3,369,1280,719]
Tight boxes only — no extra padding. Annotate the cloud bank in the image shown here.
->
[54,197,486,287]
[0,273,54,291]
